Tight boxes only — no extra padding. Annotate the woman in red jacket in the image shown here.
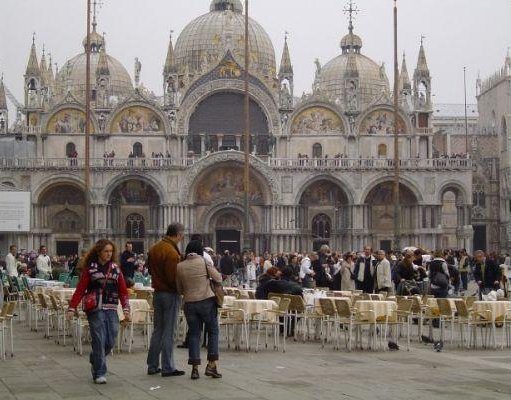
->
[66,239,130,384]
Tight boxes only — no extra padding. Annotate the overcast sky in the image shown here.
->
[1,0,510,113]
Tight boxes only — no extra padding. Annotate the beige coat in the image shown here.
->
[375,258,393,291]
[340,261,355,291]
[176,254,222,303]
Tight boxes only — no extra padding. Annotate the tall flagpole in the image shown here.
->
[84,0,91,247]
[393,0,401,251]
[243,0,251,253]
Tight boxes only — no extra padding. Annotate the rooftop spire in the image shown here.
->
[96,47,110,76]
[416,35,429,73]
[164,30,177,75]
[25,34,41,77]
[399,52,411,91]
[279,32,293,76]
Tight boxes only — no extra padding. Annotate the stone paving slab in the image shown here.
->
[0,319,510,400]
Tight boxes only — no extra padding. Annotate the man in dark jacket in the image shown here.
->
[354,245,377,293]
[256,267,303,299]
[473,250,501,295]
[120,241,136,281]
[219,250,234,286]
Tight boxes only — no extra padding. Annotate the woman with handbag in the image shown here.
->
[176,240,223,380]
[66,239,130,384]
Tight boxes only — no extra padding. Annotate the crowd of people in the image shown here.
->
[2,231,511,385]
[215,246,509,300]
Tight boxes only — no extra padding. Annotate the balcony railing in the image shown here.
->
[0,155,473,171]
[0,157,194,170]
[268,157,472,170]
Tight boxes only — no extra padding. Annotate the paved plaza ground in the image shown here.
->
[0,319,510,400]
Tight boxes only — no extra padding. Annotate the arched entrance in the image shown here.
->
[38,183,86,256]
[299,178,350,250]
[210,209,243,255]
[364,182,418,249]
[190,161,271,253]
[108,179,161,253]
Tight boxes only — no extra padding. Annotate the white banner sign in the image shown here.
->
[0,192,31,232]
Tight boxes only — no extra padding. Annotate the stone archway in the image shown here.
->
[298,178,351,250]
[189,161,272,253]
[37,183,86,255]
[364,181,418,248]
[210,208,244,255]
[107,178,162,252]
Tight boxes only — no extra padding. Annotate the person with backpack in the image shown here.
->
[428,250,450,298]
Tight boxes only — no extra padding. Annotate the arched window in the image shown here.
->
[377,144,387,158]
[133,142,143,157]
[66,142,76,157]
[312,214,331,239]
[312,143,323,158]
[126,213,145,239]
[27,78,37,90]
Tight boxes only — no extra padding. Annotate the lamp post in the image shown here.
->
[464,66,469,153]
[84,0,92,247]
[392,0,401,251]
[243,0,251,253]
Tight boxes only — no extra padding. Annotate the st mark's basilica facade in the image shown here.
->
[0,0,482,255]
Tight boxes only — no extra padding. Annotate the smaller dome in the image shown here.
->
[82,30,105,53]
[210,0,243,13]
[340,33,363,53]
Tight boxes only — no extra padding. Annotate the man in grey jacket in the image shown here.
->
[374,250,393,294]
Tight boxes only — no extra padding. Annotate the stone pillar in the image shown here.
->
[217,134,224,150]
[235,135,241,151]
[200,134,206,156]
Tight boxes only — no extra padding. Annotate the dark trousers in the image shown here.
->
[184,298,219,366]
[147,291,181,374]
[460,271,468,291]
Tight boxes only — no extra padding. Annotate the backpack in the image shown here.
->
[431,271,449,289]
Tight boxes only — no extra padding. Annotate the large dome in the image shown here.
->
[316,30,390,109]
[174,0,276,79]
[55,30,133,100]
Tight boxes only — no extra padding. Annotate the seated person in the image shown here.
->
[256,267,303,300]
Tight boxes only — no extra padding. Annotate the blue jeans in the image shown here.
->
[87,309,119,379]
[147,291,181,374]
[184,298,219,366]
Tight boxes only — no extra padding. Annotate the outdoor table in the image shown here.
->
[355,300,397,321]
[117,299,151,323]
[472,301,511,322]
[232,299,278,320]
[223,295,237,307]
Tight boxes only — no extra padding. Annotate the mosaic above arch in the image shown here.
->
[194,166,265,205]
[109,180,160,206]
[111,106,163,133]
[47,108,94,134]
[290,106,344,134]
[359,109,407,135]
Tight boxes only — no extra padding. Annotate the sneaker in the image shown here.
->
[94,376,107,384]
[205,365,222,379]
[191,368,200,380]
